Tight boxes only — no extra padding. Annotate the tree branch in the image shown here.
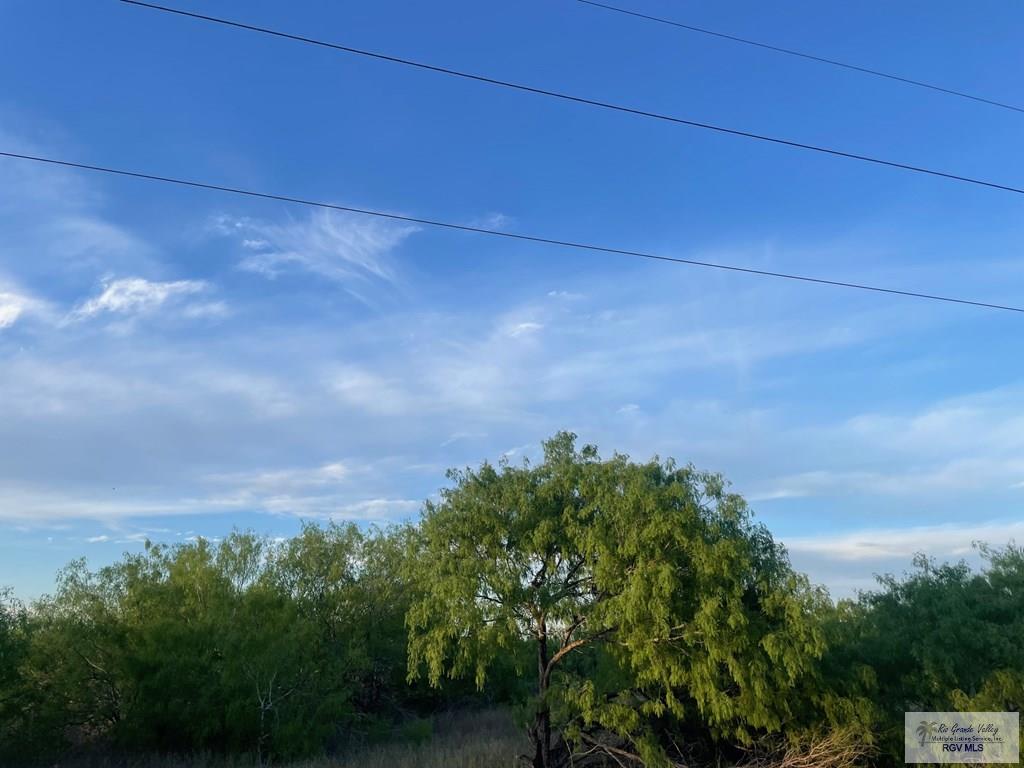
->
[543,625,615,685]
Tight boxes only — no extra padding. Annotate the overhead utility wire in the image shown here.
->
[577,0,1024,115]
[1,150,1020,314]
[117,0,1024,198]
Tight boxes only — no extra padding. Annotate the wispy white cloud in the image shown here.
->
[0,289,47,329]
[206,461,352,493]
[203,488,420,522]
[439,431,487,447]
[48,216,157,274]
[547,290,583,300]
[751,386,1024,501]
[467,212,513,229]
[0,356,296,422]
[309,289,891,421]
[0,272,54,330]
[327,365,416,415]
[0,357,177,416]
[214,210,416,291]
[70,277,208,320]
[0,477,418,525]
[181,301,230,320]
[780,519,1024,599]
[503,321,544,338]
[0,295,24,328]
[181,368,298,418]
[501,444,532,458]
[198,459,411,520]
[0,485,205,522]
[321,497,420,520]
[784,519,1024,562]
[753,460,1024,500]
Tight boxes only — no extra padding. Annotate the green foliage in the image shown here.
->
[821,543,1024,763]
[1,434,1022,768]
[2,525,419,763]
[0,588,35,755]
[407,432,829,767]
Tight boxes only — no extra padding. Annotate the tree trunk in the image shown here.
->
[533,621,552,768]
[256,705,265,768]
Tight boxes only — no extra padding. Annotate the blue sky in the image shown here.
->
[1,0,1023,599]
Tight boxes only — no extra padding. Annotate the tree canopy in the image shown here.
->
[407,432,830,767]
[822,544,1024,757]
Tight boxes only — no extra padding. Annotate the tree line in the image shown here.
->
[1,433,1021,767]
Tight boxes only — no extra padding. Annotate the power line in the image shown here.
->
[577,0,1024,115]
[117,0,1024,199]
[1,149,1020,314]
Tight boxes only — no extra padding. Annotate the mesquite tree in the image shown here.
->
[407,433,827,768]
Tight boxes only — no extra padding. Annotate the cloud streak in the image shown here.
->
[69,277,209,320]
[784,519,1024,562]
[215,210,417,293]
[782,519,1024,598]
[0,288,47,329]
[750,386,1024,501]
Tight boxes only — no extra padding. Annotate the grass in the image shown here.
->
[12,713,873,768]
[331,709,526,768]
[37,709,528,768]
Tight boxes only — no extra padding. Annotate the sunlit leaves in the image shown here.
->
[408,432,827,763]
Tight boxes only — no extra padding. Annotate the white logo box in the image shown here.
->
[906,711,1020,764]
